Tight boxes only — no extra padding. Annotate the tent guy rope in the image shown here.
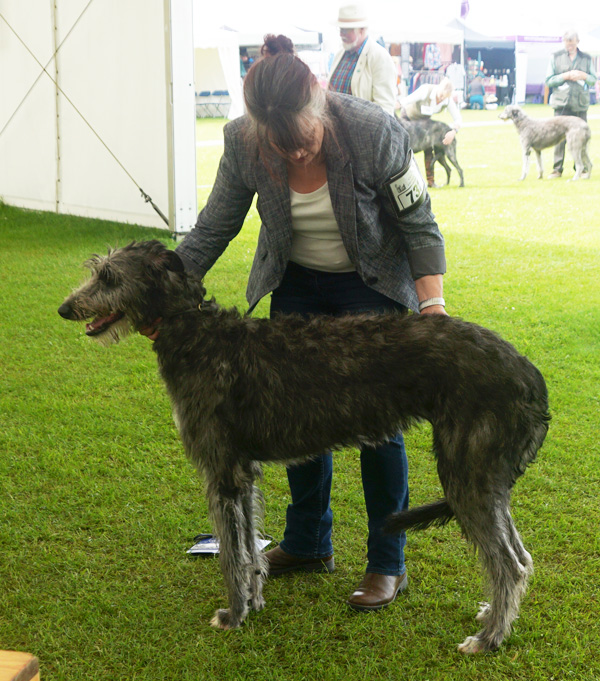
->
[0,4,169,227]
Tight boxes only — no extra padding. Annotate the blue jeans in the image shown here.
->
[270,262,409,576]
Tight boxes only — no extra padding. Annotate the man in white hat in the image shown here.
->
[328,3,397,115]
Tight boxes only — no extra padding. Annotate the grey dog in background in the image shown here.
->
[499,104,592,180]
[59,240,550,653]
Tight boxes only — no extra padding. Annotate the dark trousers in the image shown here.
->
[270,262,409,576]
[553,108,588,173]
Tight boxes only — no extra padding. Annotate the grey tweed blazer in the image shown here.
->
[177,93,446,313]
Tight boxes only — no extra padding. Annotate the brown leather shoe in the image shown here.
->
[264,545,334,576]
[346,572,408,611]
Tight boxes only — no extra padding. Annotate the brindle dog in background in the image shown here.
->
[397,116,465,187]
[59,240,549,653]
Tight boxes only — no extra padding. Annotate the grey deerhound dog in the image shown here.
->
[397,116,465,187]
[58,240,549,653]
[499,104,592,181]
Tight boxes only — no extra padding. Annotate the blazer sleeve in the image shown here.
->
[176,123,255,276]
[372,115,446,279]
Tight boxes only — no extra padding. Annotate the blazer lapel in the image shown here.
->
[325,128,359,263]
[254,155,293,269]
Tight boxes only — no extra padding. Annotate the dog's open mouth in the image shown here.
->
[85,312,124,336]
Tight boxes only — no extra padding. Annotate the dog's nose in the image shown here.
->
[58,302,73,319]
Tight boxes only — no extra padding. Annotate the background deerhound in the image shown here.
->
[499,104,592,181]
[397,116,465,187]
[58,240,550,653]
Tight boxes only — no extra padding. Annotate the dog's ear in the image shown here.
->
[163,249,185,273]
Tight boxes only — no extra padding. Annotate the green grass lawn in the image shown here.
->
[1,104,599,680]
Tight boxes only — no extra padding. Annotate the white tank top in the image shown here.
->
[289,182,354,272]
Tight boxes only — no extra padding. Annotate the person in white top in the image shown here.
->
[400,77,462,187]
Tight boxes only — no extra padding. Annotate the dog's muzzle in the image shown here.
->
[58,302,124,336]
[58,302,75,319]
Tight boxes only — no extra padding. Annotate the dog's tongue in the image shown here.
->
[85,313,123,336]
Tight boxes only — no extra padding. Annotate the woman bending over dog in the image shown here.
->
[143,34,447,612]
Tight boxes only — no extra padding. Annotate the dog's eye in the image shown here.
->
[98,265,120,287]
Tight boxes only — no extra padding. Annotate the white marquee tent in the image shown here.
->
[0,0,197,233]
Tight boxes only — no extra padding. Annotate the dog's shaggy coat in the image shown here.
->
[59,240,550,653]
[499,104,592,180]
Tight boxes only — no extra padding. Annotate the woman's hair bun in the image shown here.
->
[261,34,295,57]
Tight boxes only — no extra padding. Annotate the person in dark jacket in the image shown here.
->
[546,30,596,178]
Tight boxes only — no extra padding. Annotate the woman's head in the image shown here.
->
[243,35,332,165]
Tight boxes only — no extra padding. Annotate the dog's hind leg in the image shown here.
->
[567,131,585,180]
[445,143,465,187]
[582,145,592,178]
[434,151,452,185]
[453,495,532,653]
[205,464,254,630]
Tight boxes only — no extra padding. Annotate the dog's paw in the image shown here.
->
[250,595,266,612]
[458,635,486,654]
[210,608,242,630]
[475,602,491,621]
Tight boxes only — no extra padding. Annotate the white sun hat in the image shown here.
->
[335,3,369,29]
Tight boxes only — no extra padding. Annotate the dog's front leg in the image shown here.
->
[535,150,543,179]
[205,472,253,630]
[242,482,267,612]
[520,149,530,180]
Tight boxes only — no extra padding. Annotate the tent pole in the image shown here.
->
[164,0,197,236]
[51,1,61,214]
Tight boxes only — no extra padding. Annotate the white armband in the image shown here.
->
[384,150,427,219]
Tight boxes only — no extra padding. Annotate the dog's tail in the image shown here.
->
[385,499,454,533]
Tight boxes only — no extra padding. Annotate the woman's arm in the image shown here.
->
[176,120,255,276]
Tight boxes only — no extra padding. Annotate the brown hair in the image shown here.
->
[243,35,334,164]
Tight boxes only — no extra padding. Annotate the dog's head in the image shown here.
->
[498,105,524,122]
[58,240,190,345]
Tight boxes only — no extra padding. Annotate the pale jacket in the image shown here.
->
[328,37,397,116]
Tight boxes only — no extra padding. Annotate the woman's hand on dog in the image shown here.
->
[443,129,457,145]
[421,305,448,316]
[415,274,448,316]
